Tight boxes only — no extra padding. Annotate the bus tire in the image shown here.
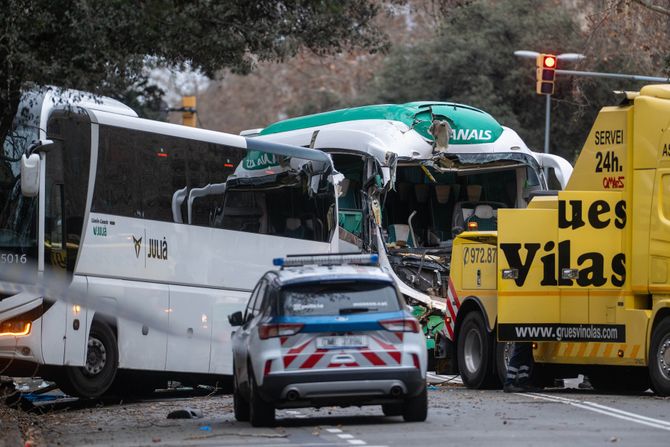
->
[57,321,118,399]
[650,317,670,396]
[457,312,498,389]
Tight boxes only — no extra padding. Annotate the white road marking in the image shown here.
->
[326,428,343,433]
[338,434,355,439]
[347,440,366,445]
[522,392,670,431]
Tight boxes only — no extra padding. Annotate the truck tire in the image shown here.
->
[249,372,275,427]
[402,386,428,422]
[457,312,499,389]
[56,321,118,398]
[649,318,670,396]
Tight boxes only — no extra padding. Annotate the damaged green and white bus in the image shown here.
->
[245,102,573,387]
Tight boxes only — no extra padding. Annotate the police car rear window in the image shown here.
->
[280,281,400,316]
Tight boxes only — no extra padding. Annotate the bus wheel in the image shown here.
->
[457,312,498,389]
[650,317,670,396]
[57,321,118,399]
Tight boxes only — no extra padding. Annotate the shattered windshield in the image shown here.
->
[0,92,42,282]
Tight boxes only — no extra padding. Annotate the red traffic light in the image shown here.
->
[543,55,556,68]
[536,53,557,95]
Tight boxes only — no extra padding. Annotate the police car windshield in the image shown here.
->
[280,281,400,316]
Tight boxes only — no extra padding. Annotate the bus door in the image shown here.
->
[41,138,90,366]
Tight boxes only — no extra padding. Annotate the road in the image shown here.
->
[3,377,670,447]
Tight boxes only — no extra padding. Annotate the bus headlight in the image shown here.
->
[0,320,32,336]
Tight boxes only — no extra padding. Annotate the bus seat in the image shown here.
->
[284,217,304,239]
[451,201,476,236]
[435,185,450,204]
[338,178,360,210]
[466,184,482,202]
[387,224,414,247]
[466,204,497,231]
[414,184,429,203]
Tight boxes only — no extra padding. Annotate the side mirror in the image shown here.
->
[20,154,41,197]
[228,311,244,327]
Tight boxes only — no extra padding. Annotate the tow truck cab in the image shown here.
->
[452,84,670,394]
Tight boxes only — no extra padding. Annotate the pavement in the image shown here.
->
[0,379,23,447]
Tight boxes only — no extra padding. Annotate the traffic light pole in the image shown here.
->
[556,69,669,83]
[544,94,551,155]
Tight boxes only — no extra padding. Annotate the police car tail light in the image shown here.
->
[379,318,420,333]
[411,353,420,369]
[259,323,304,339]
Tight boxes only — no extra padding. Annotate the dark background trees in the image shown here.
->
[0,0,388,146]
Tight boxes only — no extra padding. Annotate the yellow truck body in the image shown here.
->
[451,85,670,394]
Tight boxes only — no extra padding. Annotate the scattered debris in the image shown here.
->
[166,407,203,419]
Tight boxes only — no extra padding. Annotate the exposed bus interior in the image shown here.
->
[380,156,542,297]
[188,167,335,243]
[332,153,367,248]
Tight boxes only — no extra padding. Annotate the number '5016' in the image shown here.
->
[0,254,27,264]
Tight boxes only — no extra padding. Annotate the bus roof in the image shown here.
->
[259,102,504,146]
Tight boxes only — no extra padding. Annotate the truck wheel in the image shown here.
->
[401,386,428,422]
[233,366,250,422]
[249,372,274,427]
[57,321,118,398]
[650,318,670,396]
[457,312,498,389]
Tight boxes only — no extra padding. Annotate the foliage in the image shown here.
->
[0,0,388,143]
[365,0,668,162]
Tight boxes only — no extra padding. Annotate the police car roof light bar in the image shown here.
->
[273,253,379,268]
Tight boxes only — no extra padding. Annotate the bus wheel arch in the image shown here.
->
[57,317,118,398]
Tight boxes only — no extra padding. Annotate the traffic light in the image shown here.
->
[536,54,557,95]
[182,96,197,127]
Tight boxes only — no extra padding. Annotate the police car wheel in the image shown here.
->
[249,372,275,427]
[650,318,670,396]
[233,368,250,422]
[402,386,428,422]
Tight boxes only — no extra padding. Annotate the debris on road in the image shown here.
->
[166,407,203,419]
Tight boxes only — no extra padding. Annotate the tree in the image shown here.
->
[365,0,669,162]
[0,0,389,145]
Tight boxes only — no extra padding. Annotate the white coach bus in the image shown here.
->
[0,88,337,398]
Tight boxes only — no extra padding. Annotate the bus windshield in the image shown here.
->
[0,92,42,282]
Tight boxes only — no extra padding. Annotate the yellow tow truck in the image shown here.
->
[449,84,670,394]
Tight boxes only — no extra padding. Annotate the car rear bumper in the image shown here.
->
[259,367,424,407]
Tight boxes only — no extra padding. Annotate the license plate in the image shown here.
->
[316,335,367,349]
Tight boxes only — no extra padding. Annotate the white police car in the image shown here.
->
[228,253,428,427]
